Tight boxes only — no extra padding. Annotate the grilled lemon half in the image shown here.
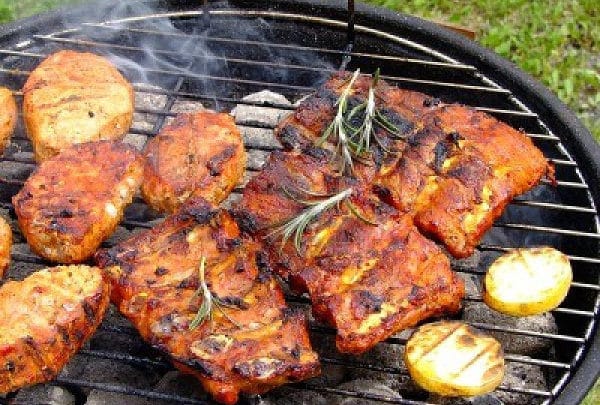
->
[483,247,572,316]
[404,321,504,397]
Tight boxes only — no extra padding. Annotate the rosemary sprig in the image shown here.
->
[318,68,408,172]
[271,186,377,255]
[189,257,244,331]
[317,69,361,174]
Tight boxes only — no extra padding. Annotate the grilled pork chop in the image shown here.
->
[275,72,548,257]
[0,216,11,278]
[141,111,246,213]
[378,105,549,257]
[95,197,320,405]
[0,265,109,394]
[23,50,134,161]
[235,150,465,354]
[13,141,143,263]
[0,87,17,156]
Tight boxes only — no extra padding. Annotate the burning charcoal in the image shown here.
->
[449,249,481,271]
[132,83,168,132]
[265,387,328,405]
[458,273,482,298]
[345,342,424,397]
[496,358,547,405]
[13,385,76,405]
[240,126,282,150]
[60,358,161,396]
[309,333,348,387]
[247,149,271,171]
[153,371,209,400]
[428,393,503,405]
[170,99,206,114]
[232,90,292,127]
[221,192,242,209]
[463,302,557,355]
[333,379,403,404]
[123,133,148,151]
[85,390,156,405]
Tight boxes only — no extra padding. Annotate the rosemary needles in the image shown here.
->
[318,68,406,174]
[271,186,377,255]
[189,256,243,331]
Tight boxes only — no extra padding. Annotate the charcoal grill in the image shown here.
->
[1,0,599,404]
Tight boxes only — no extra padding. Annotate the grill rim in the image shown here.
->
[0,0,599,403]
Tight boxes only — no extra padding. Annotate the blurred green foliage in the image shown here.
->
[363,0,600,141]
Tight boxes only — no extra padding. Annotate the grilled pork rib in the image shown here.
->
[235,150,465,354]
[275,72,549,257]
[95,197,320,405]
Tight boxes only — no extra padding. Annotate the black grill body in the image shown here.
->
[0,1,598,404]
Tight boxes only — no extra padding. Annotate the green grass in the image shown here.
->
[0,0,599,402]
[363,0,600,141]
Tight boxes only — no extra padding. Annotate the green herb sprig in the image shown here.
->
[189,257,244,331]
[318,69,407,174]
[270,186,377,255]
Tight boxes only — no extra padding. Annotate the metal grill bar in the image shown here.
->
[80,23,478,71]
[1,6,598,405]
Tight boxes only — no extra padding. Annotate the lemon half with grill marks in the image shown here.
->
[404,321,504,397]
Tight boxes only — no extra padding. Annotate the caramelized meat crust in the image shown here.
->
[23,50,134,161]
[0,265,109,394]
[13,141,143,263]
[236,151,464,354]
[0,216,11,278]
[0,87,17,156]
[379,106,548,257]
[276,73,549,258]
[141,111,246,213]
[275,73,425,171]
[95,197,320,405]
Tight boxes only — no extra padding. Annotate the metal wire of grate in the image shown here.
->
[0,2,598,405]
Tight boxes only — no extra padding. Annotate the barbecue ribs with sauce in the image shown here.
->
[275,72,549,257]
[95,197,320,405]
[235,150,465,354]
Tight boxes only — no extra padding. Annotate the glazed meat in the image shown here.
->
[0,265,109,394]
[378,106,549,257]
[23,50,134,161]
[276,72,548,257]
[0,216,11,278]
[235,150,464,354]
[13,141,143,263]
[95,197,320,405]
[141,111,246,213]
[0,87,17,156]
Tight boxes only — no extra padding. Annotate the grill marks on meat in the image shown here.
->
[141,111,246,213]
[12,140,143,263]
[277,72,549,257]
[95,197,319,405]
[236,151,464,354]
[0,265,109,394]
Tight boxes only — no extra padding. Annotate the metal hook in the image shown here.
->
[340,0,355,71]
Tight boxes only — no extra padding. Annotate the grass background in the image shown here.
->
[0,0,598,403]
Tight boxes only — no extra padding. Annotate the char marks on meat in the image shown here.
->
[95,197,320,405]
[236,150,464,354]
